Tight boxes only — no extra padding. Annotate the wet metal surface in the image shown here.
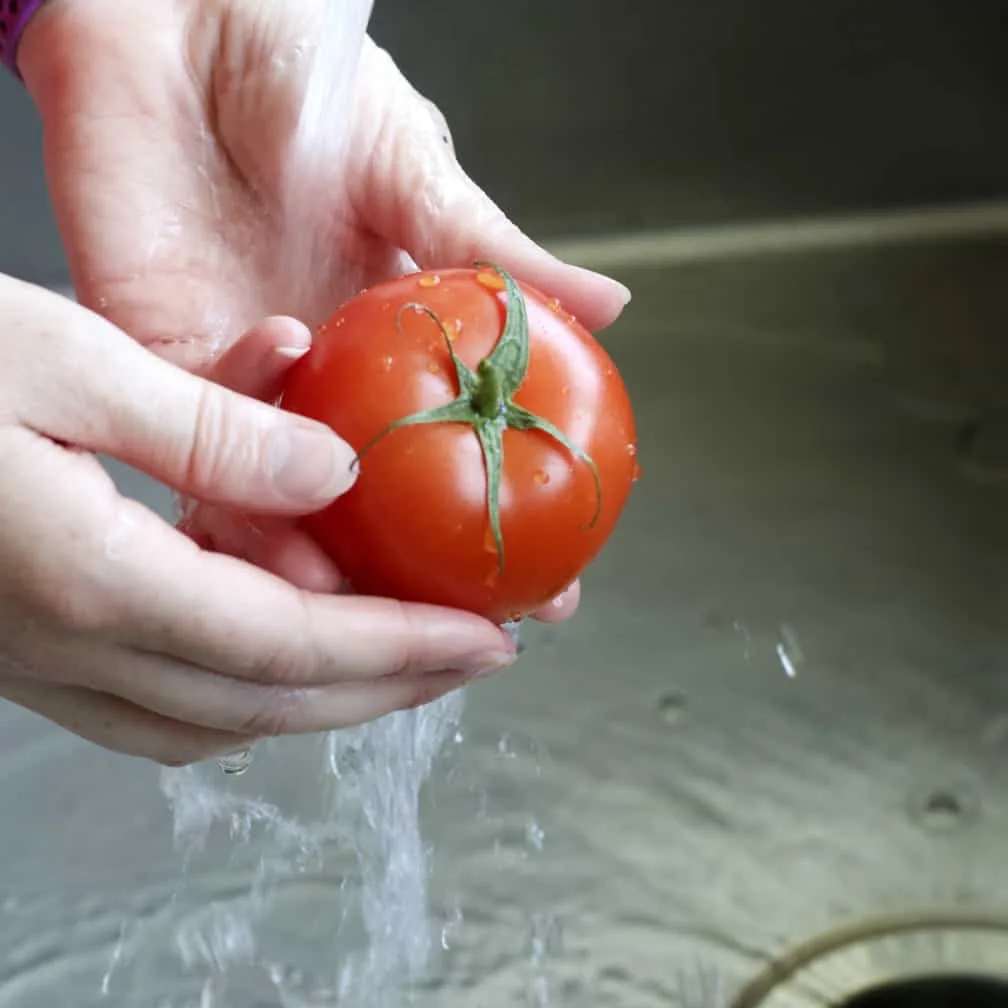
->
[1,230,1008,1003]
[6,2,1008,283]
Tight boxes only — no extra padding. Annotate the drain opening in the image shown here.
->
[836,974,1008,1008]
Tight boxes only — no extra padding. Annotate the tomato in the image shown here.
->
[280,264,638,624]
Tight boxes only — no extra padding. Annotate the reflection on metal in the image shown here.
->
[733,911,1008,1008]
[547,200,1008,271]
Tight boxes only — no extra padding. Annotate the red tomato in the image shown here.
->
[280,264,638,624]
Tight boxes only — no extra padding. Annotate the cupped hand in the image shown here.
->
[0,277,516,765]
[18,0,626,620]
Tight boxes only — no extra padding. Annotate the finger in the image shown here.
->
[201,316,312,402]
[186,504,345,594]
[355,49,631,333]
[106,498,518,683]
[531,580,581,624]
[125,527,518,683]
[4,278,356,515]
[4,434,516,688]
[77,646,473,735]
[0,676,253,767]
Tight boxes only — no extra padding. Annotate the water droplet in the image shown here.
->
[426,361,441,374]
[418,274,441,288]
[525,819,545,850]
[546,297,563,314]
[631,462,642,482]
[483,527,498,553]
[560,385,570,396]
[334,317,345,327]
[533,469,550,486]
[381,354,394,372]
[483,570,499,588]
[217,747,253,776]
[477,270,505,291]
[656,690,687,725]
[625,442,638,457]
[775,623,804,678]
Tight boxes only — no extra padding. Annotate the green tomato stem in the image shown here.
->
[354,263,602,575]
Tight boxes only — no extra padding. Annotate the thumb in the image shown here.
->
[14,286,355,515]
[356,46,631,332]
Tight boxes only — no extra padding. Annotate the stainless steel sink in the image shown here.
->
[2,208,1007,1005]
[4,2,1008,1003]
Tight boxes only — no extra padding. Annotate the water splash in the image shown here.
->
[323,692,465,1002]
[155,691,463,1006]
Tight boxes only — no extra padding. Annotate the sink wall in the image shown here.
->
[4,0,1008,284]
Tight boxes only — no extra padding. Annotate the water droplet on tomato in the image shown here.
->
[532,469,550,486]
[625,442,638,457]
[418,274,441,288]
[546,297,563,313]
[560,385,570,396]
[426,360,441,374]
[632,462,642,482]
[476,270,505,291]
[484,570,499,588]
[482,527,498,553]
[381,354,394,372]
[334,317,345,327]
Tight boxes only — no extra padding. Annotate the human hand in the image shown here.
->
[0,277,516,765]
[18,0,625,620]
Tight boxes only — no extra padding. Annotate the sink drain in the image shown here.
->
[837,973,1008,1007]
[732,911,1008,1008]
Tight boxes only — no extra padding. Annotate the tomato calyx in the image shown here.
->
[353,263,602,574]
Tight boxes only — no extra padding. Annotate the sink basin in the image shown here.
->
[2,211,1007,1005]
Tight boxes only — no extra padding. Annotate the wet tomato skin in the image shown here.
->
[280,267,638,624]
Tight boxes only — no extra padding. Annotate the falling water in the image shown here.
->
[158,2,481,1003]
[271,0,377,325]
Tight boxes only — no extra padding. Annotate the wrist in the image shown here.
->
[12,0,74,99]
[3,0,63,81]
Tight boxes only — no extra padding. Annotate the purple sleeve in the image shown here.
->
[1,0,48,80]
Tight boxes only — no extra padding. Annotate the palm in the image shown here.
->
[38,6,409,374]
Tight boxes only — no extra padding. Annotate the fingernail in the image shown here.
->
[275,345,311,359]
[594,272,632,306]
[268,422,357,504]
[572,264,632,307]
[460,649,518,679]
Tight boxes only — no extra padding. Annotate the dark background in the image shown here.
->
[3,0,1008,286]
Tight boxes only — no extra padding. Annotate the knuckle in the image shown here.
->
[383,600,427,679]
[420,95,454,150]
[245,592,319,685]
[185,385,261,498]
[236,688,306,738]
